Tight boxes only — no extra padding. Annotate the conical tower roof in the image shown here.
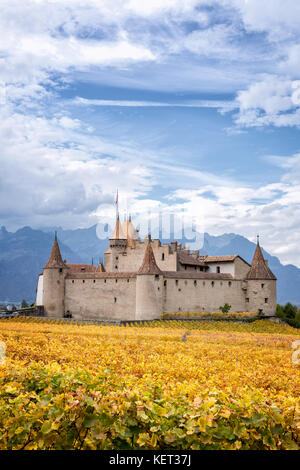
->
[138,238,162,275]
[44,233,65,269]
[247,239,276,280]
[121,217,139,247]
[110,215,126,240]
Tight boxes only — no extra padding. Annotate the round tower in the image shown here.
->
[136,237,164,320]
[246,237,277,316]
[42,233,68,318]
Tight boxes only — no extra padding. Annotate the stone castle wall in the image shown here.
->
[105,241,178,273]
[163,277,247,314]
[64,274,137,321]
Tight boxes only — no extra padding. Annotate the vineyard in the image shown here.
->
[0,317,299,450]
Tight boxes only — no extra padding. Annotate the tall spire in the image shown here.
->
[247,238,276,280]
[110,214,126,240]
[44,233,65,269]
[138,237,162,275]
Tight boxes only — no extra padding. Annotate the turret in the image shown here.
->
[121,214,140,248]
[105,215,127,272]
[135,236,164,320]
[246,236,277,316]
[42,232,68,318]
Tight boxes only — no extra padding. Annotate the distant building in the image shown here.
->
[36,215,277,320]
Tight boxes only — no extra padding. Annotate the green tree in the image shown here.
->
[276,304,284,319]
[283,303,297,320]
[21,299,28,308]
[219,303,231,314]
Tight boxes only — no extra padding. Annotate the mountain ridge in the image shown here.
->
[0,225,299,305]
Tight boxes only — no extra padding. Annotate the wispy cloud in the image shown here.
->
[73,97,236,111]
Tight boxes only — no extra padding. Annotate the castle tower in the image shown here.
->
[121,214,140,248]
[246,236,277,316]
[135,236,164,320]
[105,215,127,271]
[43,233,68,318]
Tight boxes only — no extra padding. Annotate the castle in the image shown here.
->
[36,215,277,320]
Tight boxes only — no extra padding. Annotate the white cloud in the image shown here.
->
[0,0,299,267]
[165,154,300,265]
[233,77,300,128]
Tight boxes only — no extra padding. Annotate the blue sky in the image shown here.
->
[0,0,300,265]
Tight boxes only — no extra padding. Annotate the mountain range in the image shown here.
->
[0,225,299,305]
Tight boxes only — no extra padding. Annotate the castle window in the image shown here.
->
[162,253,165,261]
[93,280,96,283]
[246,298,249,303]
[200,267,203,272]
[114,297,117,303]
[158,287,160,291]
[217,266,220,273]
[127,279,129,283]
[175,280,178,286]
[228,281,232,287]
[116,256,119,260]
[72,280,74,284]
[164,280,167,287]
[185,280,187,285]
[203,281,205,286]
[59,268,63,273]
[81,268,85,272]
[261,284,265,289]
[115,279,118,283]
[83,280,85,283]
[104,279,107,283]
[178,288,181,292]
[57,280,60,285]
[211,281,215,287]
[115,265,118,269]
[185,266,187,270]
[220,281,223,286]
[155,274,159,280]
[194,280,197,287]
[265,298,269,304]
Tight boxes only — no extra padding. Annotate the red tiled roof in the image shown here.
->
[247,244,276,280]
[178,252,207,266]
[44,239,65,269]
[204,255,238,262]
[66,264,96,273]
[163,272,233,280]
[96,263,105,272]
[138,242,162,275]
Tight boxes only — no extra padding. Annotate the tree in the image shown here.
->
[283,303,297,320]
[276,304,284,319]
[219,303,231,314]
[21,299,28,308]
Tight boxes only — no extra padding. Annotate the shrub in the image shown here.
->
[219,303,231,314]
